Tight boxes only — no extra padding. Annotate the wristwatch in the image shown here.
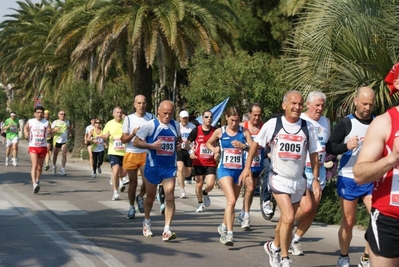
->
[243,144,249,151]
[314,177,320,182]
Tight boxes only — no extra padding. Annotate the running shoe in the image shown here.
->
[160,203,165,214]
[52,166,57,175]
[217,224,227,237]
[180,189,187,199]
[264,241,281,267]
[5,159,8,166]
[162,230,177,241]
[33,183,40,194]
[127,206,136,219]
[203,194,211,207]
[337,256,350,267]
[241,215,250,229]
[358,256,370,267]
[143,220,153,237]
[281,257,292,267]
[136,195,144,213]
[109,178,112,185]
[262,200,274,215]
[288,241,304,256]
[237,213,244,224]
[220,233,234,246]
[196,204,205,213]
[91,171,96,178]
[60,168,66,176]
[44,164,49,171]
[112,192,120,201]
[122,177,129,185]
[12,158,17,166]
[97,166,102,174]
[119,182,126,193]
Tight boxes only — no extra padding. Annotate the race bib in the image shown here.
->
[223,148,242,169]
[10,125,17,133]
[199,143,213,159]
[251,149,262,167]
[113,138,124,151]
[157,136,175,156]
[33,130,46,146]
[391,168,399,206]
[96,137,104,145]
[277,134,304,160]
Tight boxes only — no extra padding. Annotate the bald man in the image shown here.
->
[326,87,375,267]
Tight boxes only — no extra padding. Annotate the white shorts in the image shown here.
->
[6,137,19,147]
[269,174,306,203]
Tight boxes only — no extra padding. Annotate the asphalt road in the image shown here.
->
[0,140,367,267]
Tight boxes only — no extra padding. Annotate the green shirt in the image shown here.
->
[4,118,19,139]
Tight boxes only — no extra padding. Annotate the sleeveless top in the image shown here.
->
[218,126,246,170]
[373,107,399,218]
[91,128,105,152]
[28,118,49,148]
[243,121,264,172]
[192,126,216,167]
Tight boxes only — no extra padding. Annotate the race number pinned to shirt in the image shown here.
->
[199,143,213,159]
[391,168,399,206]
[33,129,46,146]
[113,138,124,151]
[251,149,262,167]
[10,125,17,133]
[157,136,175,156]
[277,134,304,160]
[223,148,242,169]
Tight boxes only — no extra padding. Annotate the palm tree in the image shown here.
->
[48,0,237,111]
[282,0,399,117]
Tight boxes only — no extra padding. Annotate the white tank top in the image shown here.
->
[28,118,49,147]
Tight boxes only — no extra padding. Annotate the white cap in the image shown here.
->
[10,113,16,116]
[179,110,189,118]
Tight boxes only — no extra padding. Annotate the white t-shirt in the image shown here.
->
[255,116,321,180]
[85,124,94,135]
[28,118,49,147]
[122,112,155,153]
[180,122,196,149]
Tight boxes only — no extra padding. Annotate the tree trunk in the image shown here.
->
[70,119,86,158]
[133,49,153,112]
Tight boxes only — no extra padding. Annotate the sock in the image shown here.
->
[221,223,227,229]
[340,254,349,258]
[198,201,203,204]
[164,225,170,232]
[282,256,290,260]
[292,234,301,243]
[144,219,151,224]
[114,190,118,194]
[271,241,280,251]
[202,190,208,195]
[227,231,233,235]
[244,212,250,217]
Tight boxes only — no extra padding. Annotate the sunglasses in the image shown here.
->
[203,116,213,119]
[95,121,101,124]
[59,113,66,115]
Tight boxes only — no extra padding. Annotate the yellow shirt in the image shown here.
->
[103,119,125,156]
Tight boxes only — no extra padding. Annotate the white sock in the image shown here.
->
[271,241,280,251]
[227,231,233,235]
[164,225,170,232]
[293,234,301,243]
[244,212,250,217]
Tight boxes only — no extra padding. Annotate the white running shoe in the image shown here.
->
[91,172,96,178]
[122,176,129,185]
[358,256,370,267]
[52,166,57,175]
[112,192,120,201]
[119,182,126,192]
[288,242,304,256]
[162,230,177,241]
[180,189,187,199]
[12,158,17,166]
[60,168,66,176]
[109,177,113,185]
[281,257,292,267]
[143,221,153,237]
[241,216,250,229]
[5,160,8,166]
[264,241,281,267]
[196,204,205,213]
[337,256,350,267]
[262,200,274,215]
[33,183,40,194]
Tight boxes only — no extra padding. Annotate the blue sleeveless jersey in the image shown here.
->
[218,126,246,171]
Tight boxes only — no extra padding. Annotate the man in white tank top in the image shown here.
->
[24,106,51,194]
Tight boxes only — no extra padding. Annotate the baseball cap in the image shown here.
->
[44,110,50,114]
[179,110,189,118]
[10,112,16,116]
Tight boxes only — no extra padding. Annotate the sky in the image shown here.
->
[0,0,40,22]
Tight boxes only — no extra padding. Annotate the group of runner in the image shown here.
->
[15,77,399,266]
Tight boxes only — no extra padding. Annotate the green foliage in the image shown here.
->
[0,90,9,121]
[181,49,287,118]
[316,179,369,228]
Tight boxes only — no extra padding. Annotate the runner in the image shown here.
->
[102,106,126,201]
[237,103,264,229]
[289,91,331,256]
[187,110,217,212]
[206,106,253,246]
[353,74,399,266]
[43,110,53,171]
[51,110,71,176]
[133,100,181,241]
[3,112,19,166]
[84,118,95,176]
[87,118,104,178]
[121,95,155,219]
[24,106,51,193]
[240,90,321,267]
[177,110,196,198]
[326,87,375,267]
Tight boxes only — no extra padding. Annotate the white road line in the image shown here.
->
[0,199,20,215]
[40,201,88,216]
[2,184,126,267]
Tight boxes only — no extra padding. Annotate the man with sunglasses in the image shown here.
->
[187,110,217,212]
[51,110,71,176]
